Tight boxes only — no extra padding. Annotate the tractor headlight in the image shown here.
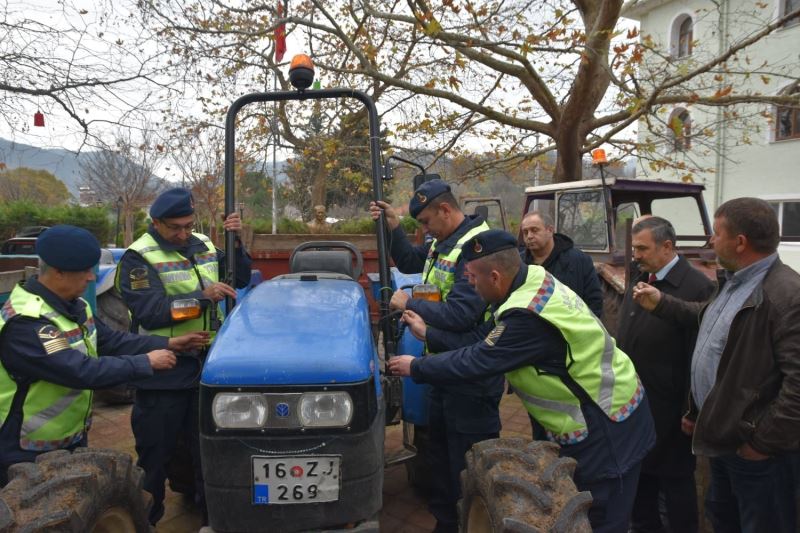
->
[299,392,353,427]
[212,393,268,429]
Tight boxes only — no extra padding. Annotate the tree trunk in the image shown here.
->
[554,127,584,183]
[208,215,219,245]
[311,163,327,212]
[124,211,135,247]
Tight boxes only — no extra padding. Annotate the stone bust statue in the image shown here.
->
[307,204,331,234]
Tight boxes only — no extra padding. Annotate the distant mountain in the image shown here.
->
[0,138,290,199]
[0,138,87,196]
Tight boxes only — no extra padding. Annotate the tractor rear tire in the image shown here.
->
[459,437,593,533]
[0,448,152,532]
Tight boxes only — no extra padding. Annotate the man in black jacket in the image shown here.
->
[520,211,603,317]
[617,216,714,533]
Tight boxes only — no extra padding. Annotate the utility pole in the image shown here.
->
[115,196,123,248]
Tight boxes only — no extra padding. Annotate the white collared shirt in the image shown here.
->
[652,254,680,281]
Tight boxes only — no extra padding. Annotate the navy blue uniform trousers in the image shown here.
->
[427,387,501,530]
[131,388,203,525]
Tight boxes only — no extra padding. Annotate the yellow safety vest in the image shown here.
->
[422,221,490,300]
[0,285,97,451]
[420,221,491,352]
[116,232,221,337]
[495,265,642,445]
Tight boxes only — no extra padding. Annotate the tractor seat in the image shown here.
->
[290,250,355,279]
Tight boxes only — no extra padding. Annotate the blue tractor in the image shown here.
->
[196,55,592,533]
[197,55,423,532]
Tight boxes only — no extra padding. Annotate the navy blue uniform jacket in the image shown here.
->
[415,265,655,483]
[0,277,165,466]
[389,215,488,332]
[117,226,252,390]
[389,215,503,398]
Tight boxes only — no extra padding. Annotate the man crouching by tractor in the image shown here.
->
[370,179,503,533]
[115,187,252,525]
[390,230,656,533]
[0,225,207,485]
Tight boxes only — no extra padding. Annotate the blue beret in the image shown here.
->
[409,179,451,218]
[150,187,195,219]
[461,230,519,262]
[36,225,101,271]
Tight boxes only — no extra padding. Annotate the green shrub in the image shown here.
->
[332,217,374,234]
[399,216,420,233]
[249,218,273,234]
[247,215,419,235]
[0,201,111,243]
[277,218,309,233]
[249,217,309,234]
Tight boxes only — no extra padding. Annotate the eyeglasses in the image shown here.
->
[160,220,195,232]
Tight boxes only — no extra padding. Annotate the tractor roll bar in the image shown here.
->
[223,89,393,354]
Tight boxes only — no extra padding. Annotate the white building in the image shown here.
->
[624,0,800,265]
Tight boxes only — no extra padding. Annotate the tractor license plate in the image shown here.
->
[252,455,341,505]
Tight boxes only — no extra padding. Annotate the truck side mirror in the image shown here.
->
[171,298,202,321]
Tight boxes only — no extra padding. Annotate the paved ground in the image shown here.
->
[88,392,532,533]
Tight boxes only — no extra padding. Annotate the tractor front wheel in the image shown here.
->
[459,438,593,533]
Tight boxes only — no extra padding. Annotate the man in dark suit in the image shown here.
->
[617,216,714,533]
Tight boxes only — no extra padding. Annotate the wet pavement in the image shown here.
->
[88,392,532,533]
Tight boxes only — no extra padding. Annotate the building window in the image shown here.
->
[678,17,693,56]
[671,15,693,58]
[781,0,799,28]
[768,200,800,237]
[668,108,692,151]
[776,85,800,140]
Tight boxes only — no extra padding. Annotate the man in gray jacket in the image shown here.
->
[634,197,800,533]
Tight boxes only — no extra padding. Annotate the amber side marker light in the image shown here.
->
[171,298,203,321]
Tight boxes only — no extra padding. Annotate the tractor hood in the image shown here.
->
[201,278,377,386]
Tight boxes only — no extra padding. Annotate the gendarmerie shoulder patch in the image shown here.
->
[38,325,70,355]
[129,267,150,290]
[484,323,506,347]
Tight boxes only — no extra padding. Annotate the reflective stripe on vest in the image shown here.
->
[495,266,641,445]
[422,221,490,300]
[119,232,220,337]
[0,285,97,451]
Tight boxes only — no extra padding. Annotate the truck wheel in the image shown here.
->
[96,288,131,333]
[459,438,592,533]
[95,289,136,405]
[600,279,623,337]
[0,448,152,532]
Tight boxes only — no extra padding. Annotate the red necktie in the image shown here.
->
[648,273,657,284]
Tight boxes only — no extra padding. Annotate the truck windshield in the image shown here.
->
[556,190,608,250]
